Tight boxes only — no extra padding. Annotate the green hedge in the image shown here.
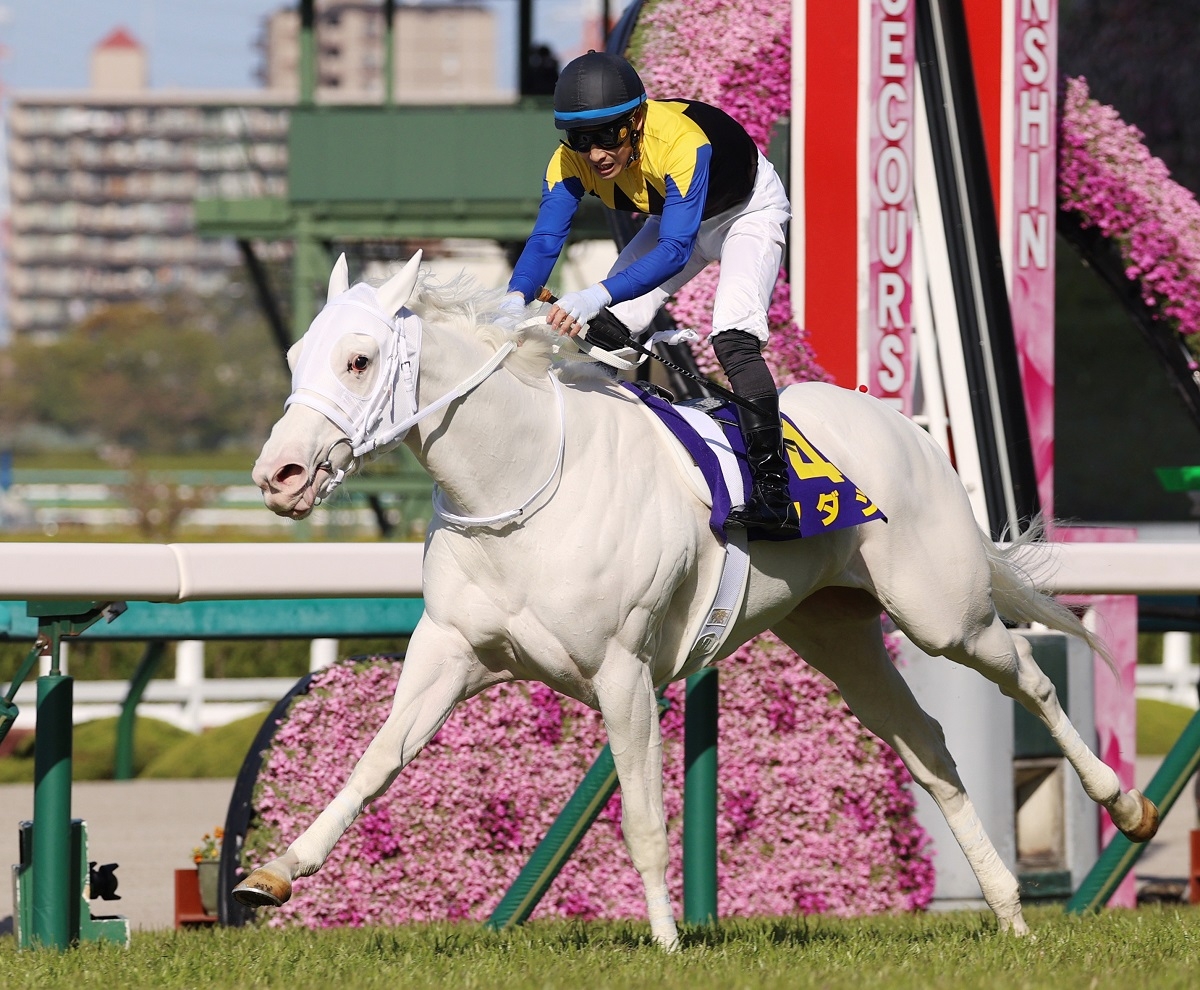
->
[1136,698,1197,756]
[0,711,269,783]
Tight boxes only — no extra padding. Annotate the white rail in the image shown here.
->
[4,676,301,733]
[2,541,1198,733]
[0,542,424,600]
[0,540,1198,601]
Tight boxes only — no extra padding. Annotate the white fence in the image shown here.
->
[3,540,1200,734]
[4,638,346,733]
[6,640,1197,736]
[1134,630,1200,709]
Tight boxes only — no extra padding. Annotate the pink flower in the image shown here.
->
[248,632,932,929]
[1059,76,1200,338]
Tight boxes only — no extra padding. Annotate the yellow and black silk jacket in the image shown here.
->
[508,99,759,305]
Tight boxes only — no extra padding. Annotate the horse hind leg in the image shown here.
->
[941,614,1158,843]
[772,594,1029,935]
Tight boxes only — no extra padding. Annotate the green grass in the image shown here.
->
[1136,698,1197,755]
[0,906,1197,989]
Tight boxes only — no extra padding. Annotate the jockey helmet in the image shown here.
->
[553,50,646,130]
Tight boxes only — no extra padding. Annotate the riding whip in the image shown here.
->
[536,288,767,415]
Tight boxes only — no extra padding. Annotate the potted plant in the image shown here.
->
[192,827,223,917]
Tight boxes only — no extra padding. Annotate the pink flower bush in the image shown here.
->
[1059,76,1200,338]
[247,636,933,929]
[634,1,825,385]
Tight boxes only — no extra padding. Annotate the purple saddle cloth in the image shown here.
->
[621,383,887,543]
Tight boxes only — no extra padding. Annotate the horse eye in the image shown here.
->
[350,355,369,372]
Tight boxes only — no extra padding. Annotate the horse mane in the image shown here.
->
[393,270,613,387]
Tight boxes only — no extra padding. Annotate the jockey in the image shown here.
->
[505,50,798,536]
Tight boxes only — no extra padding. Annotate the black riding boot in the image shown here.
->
[711,330,800,536]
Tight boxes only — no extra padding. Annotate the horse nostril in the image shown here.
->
[273,463,306,489]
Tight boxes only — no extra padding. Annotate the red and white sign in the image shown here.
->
[864,0,917,413]
[1003,0,1057,516]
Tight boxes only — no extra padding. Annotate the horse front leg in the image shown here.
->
[596,660,679,951]
[233,619,497,908]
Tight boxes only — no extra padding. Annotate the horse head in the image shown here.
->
[252,251,423,518]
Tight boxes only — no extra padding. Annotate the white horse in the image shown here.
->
[240,253,1157,947]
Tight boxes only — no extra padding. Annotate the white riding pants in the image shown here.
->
[607,151,790,344]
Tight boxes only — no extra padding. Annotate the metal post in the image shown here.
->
[383,0,395,107]
[683,668,718,924]
[114,641,167,781]
[518,0,533,96]
[31,635,72,949]
[291,209,327,342]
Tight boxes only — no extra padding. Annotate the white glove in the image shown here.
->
[498,291,527,316]
[556,283,612,327]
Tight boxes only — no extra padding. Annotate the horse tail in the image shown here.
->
[982,515,1118,674]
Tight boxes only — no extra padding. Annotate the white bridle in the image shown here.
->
[285,252,566,526]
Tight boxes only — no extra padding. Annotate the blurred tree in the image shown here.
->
[1060,0,1200,194]
[0,291,288,454]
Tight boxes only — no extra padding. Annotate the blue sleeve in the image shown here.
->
[507,176,584,302]
[601,144,711,304]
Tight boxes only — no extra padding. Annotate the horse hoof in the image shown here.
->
[1119,790,1160,843]
[232,868,292,908]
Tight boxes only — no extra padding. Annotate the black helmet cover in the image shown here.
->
[553,50,647,130]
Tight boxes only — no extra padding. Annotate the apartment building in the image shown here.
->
[5,6,502,341]
[5,29,290,339]
[259,1,500,102]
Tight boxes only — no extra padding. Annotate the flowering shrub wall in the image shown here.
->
[1059,76,1200,339]
[248,636,933,929]
[633,0,825,385]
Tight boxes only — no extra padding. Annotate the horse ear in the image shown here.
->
[376,250,423,317]
[327,253,350,301]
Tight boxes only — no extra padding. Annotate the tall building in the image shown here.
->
[5,28,290,339]
[258,2,501,102]
[4,7,502,341]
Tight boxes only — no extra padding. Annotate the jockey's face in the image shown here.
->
[574,108,643,181]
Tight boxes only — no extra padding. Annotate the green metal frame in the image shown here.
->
[1066,707,1200,914]
[1,597,425,642]
[15,818,129,949]
[487,671,721,932]
[14,602,126,950]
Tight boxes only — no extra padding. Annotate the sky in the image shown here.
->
[0,0,613,94]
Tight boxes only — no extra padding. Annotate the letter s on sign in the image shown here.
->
[877,334,906,393]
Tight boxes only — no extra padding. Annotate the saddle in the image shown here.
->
[621,381,886,543]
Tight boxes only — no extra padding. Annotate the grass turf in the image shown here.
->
[1,906,1198,990]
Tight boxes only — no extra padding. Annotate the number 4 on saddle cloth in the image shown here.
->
[620,382,886,543]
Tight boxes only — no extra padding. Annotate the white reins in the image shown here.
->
[432,365,567,528]
[306,337,520,499]
[299,307,568,529]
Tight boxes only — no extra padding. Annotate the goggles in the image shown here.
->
[562,116,635,153]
